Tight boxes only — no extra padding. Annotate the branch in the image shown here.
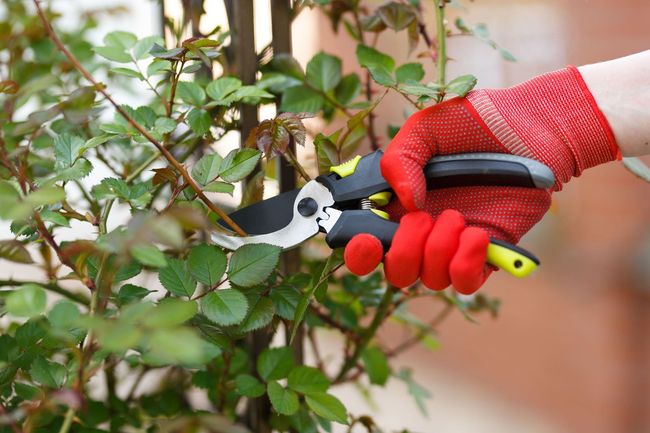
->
[32,0,247,236]
[434,0,448,99]
[0,280,90,305]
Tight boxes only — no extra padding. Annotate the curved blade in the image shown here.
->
[218,188,300,235]
[211,181,334,250]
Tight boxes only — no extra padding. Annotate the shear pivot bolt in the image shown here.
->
[297,198,318,217]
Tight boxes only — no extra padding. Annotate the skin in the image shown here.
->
[579,50,650,157]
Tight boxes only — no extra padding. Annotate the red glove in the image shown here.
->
[344,66,620,294]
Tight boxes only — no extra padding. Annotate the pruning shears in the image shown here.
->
[211,151,555,278]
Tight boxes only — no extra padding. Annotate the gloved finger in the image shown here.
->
[380,106,438,212]
[449,227,491,294]
[344,233,384,276]
[420,209,466,291]
[384,211,434,288]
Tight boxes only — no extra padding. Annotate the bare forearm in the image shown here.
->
[578,50,650,157]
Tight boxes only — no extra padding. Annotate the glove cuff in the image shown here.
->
[467,66,620,188]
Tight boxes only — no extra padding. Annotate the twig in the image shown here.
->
[32,0,247,236]
[283,146,311,181]
[434,0,448,100]
[0,280,90,305]
[57,408,75,433]
[309,304,360,342]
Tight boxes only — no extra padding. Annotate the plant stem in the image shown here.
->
[57,408,75,433]
[283,147,311,181]
[0,280,89,305]
[32,0,247,237]
[335,286,395,382]
[435,0,447,88]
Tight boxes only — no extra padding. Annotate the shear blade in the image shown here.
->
[211,180,334,250]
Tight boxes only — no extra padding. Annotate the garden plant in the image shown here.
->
[5,1,638,432]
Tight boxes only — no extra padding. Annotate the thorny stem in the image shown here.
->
[434,0,448,98]
[283,146,311,181]
[57,408,75,433]
[32,0,247,236]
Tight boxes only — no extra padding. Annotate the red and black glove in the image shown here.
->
[344,66,620,294]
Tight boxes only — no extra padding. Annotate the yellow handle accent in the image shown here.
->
[329,155,362,178]
[486,243,538,278]
[370,209,390,220]
[369,191,392,206]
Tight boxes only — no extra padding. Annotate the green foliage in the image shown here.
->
[0,1,513,431]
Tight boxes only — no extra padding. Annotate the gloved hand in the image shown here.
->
[344,66,620,294]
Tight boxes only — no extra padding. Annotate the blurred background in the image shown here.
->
[3,0,650,432]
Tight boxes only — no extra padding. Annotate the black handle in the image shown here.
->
[316,151,555,205]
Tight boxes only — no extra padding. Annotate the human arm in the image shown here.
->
[344,52,650,293]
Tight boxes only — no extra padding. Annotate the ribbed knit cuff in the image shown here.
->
[467,66,620,187]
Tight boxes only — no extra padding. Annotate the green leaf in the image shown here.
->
[445,74,478,97]
[270,285,301,320]
[305,393,348,425]
[203,181,234,195]
[234,374,265,397]
[231,86,273,101]
[280,86,324,114]
[395,63,425,84]
[356,45,396,86]
[290,254,341,342]
[228,243,281,287]
[6,284,46,318]
[30,356,67,388]
[201,289,249,326]
[118,284,154,304]
[257,347,294,381]
[206,76,242,100]
[306,52,342,92]
[158,258,197,298]
[188,244,227,286]
[130,244,167,268]
[361,347,390,386]
[288,366,330,394]
[53,134,85,169]
[219,148,261,182]
[154,117,177,134]
[398,82,441,99]
[192,154,223,185]
[267,382,299,416]
[110,67,143,80]
[147,327,211,366]
[94,46,131,63]
[377,2,416,30]
[176,81,206,106]
[133,35,165,60]
[334,73,361,106]
[187,108,212,135]
[143,298,197,327]
[0,240,33,264]
[238,296,275,333]
[48,300,80,329]
[104,31,137,49]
